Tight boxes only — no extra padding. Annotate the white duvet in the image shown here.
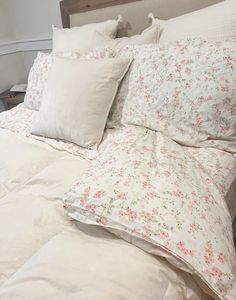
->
[0,105,235,300]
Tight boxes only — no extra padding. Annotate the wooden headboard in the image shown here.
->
[60,0,222,36]
[60,0,140,28]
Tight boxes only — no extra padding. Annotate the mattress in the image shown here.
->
[0,105,235,300]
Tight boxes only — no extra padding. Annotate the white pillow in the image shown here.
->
[153,0,236,42]
[31,57,131,149]
[53,19,120,53]
[24,47,114,111]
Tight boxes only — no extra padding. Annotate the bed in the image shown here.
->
[0,0,236,300]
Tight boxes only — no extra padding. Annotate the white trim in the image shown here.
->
[0,38,52,56]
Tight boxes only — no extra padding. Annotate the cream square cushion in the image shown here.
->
[53,19,119,53]
[153,0,236,42]
[24,48,114,111]
[31,57,131,149]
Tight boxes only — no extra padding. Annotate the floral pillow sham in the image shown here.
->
[63,127,236,300]
[24,48,114,111]
[110,39,236,148]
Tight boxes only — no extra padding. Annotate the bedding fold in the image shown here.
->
[63,127,236,300]
[0,106,235,299]
[0,125,212,300]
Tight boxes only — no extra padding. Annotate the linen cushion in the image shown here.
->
[53,19,119,53]
[31,57,131,149]
[24,48,114,111]
[153,0,236,42]
[113,39,236,146]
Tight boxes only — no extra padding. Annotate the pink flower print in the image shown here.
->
[175,63,182,72]
[173,190,184,198]
[116,192,127,201]
[185,67,191,74]
[145,95,152,103]
[143,180,152,189]
[159,231,169,239]
[228,107,236,115]
[177,241,193,256]
[204,242,213,266]
[197,96,204,104]
[189,222,200,234]
[124,207,137,221]
[185,82,191,89]
[152,208,158,215]
[93,190,105,199]
[163,170,171,177]
[221,84,229,93]
[133,160,141,167]
[167,73,173,81]
[180,46,187,54]
[224,55,234,69]
[96,217,108,225]
[207,95,213,101]
[195,116,203,126]
[85,203,96,213]
[173,88,181,98]
[203,195,210,202]
[141,211,153,223]
[223,97,231,104]
[211,267,223,279]
[225,55,232,64]
[139,75,144,82]
[218,253,225,265]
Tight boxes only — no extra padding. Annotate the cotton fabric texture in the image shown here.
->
[110,39,236,151]
[52,19,119,53]
[24,48,114,111]
[31,57,132,149]
[153,0,236,42]
[63,126,236,300]
[0,116,214,300]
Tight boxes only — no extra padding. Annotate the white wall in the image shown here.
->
[7,0,62,40]
[0,0,25,110]
[0,0,16,42]
[0,0,62,92]
[6,0,62,75]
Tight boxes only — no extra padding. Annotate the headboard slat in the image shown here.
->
[60,0,141,28]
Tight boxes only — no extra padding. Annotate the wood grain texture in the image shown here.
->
[60,0,141,28]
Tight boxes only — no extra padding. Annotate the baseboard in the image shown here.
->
[0,38,52,56]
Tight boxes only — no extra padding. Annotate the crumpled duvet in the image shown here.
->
[64,127,236,300]
[0,119,211,300]
[0,105,235,300]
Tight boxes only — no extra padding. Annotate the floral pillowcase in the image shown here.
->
[109,39,236,147]
[24,48,114,111]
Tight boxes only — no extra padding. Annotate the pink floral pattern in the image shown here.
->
[24,48,114,111]
[186,147,236,199]
[64,127,236,300]
[110,39,236,151]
